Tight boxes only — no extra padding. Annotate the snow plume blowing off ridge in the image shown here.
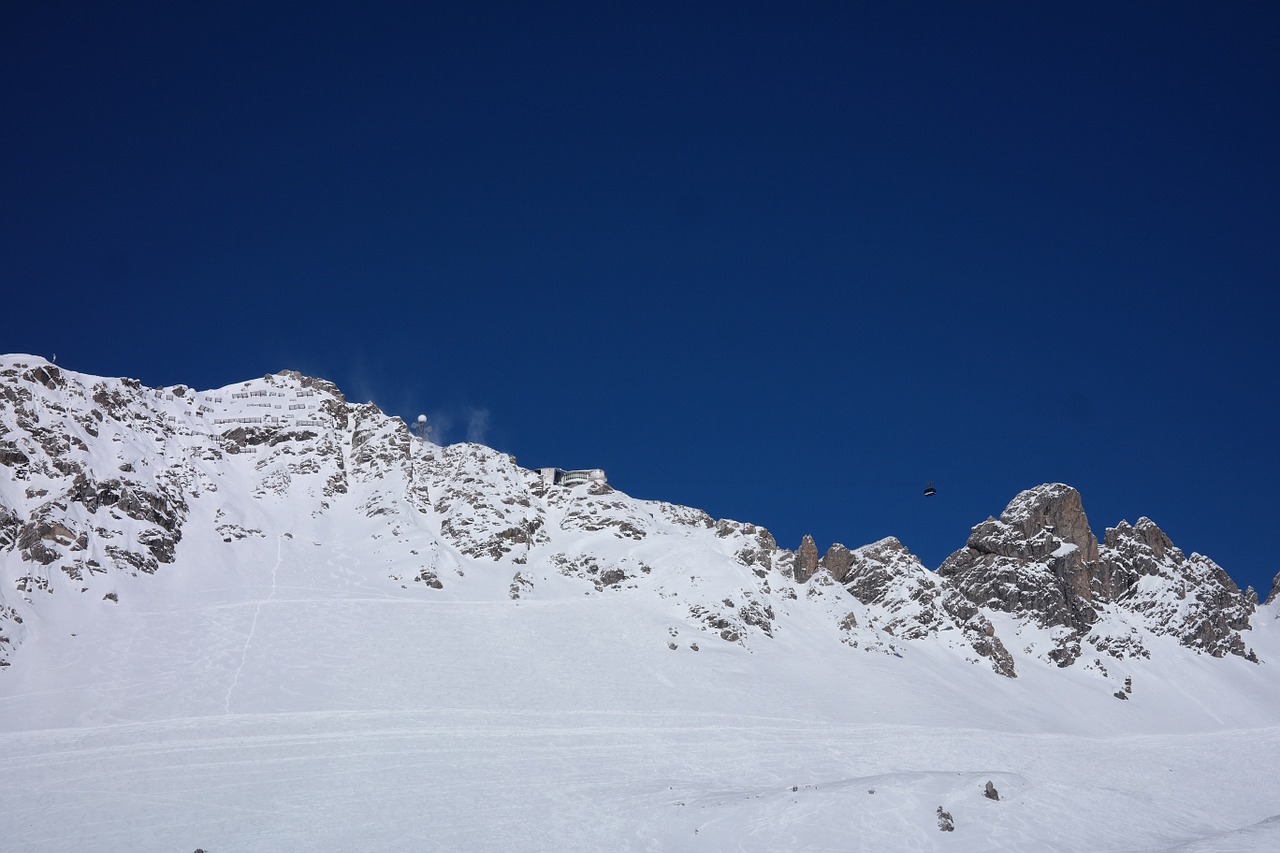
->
[0,354,1279,853]
[412,405,491,445]
[466,406,490,443]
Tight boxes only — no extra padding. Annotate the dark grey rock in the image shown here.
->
[938,484,1100,636]
[794,535,820,584]
[819,543,855,583]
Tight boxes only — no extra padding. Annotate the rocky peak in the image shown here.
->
[975,483,1100,563]
[276,369,346,403]
[819,542,855,583]
[834,536,1016,677]
[938,485,1102,658]
[1096,517,1178,599]
[937,485,1257,665]
[838,537,918,603]
[1104,517,1176,563]
[793,534,820,583]
[1097,517,1254,659]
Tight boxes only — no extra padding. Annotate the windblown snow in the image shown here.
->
[1,354,1277,852]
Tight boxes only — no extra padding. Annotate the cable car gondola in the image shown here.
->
[923,482,937,497]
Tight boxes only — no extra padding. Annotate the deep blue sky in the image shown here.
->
[4,2,1278,596]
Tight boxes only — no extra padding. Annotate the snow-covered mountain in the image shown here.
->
[2,354,1278,852]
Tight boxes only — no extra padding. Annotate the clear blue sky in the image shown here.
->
[4,2,1278,596]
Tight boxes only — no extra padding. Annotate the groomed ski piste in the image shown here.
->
[1,354,1278,852]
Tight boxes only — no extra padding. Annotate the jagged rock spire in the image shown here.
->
[793,534,820,584]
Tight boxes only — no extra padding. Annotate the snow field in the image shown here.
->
[2,711,1278,852]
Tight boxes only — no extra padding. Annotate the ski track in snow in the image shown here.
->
[223,535,283,715]
[2,714,1278,852]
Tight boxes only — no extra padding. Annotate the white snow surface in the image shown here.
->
[1,354,1279,852]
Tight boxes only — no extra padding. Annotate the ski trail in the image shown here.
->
[224,535,283,715]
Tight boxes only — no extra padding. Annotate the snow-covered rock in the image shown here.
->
[1096,518,1255,659]
[937,483,1257,667]
[834,536,1016,676]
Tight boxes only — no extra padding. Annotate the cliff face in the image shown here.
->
[0,355,1263,685]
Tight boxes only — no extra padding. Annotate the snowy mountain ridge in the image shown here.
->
[1,354,1272,695]
[4,354,1280,852]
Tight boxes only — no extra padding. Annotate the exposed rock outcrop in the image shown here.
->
[793,534,820,584]
[429,443,548,563]
[938,484,1101,637]
[1097,518,1254,659]
[840,536,1016,677]
[938,484,1256,664]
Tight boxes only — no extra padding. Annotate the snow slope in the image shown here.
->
[1,354,1278,851]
